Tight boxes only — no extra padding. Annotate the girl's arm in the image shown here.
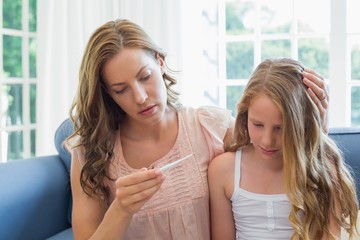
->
[208,153,236,240]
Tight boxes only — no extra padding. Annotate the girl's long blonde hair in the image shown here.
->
[227,58,358,239]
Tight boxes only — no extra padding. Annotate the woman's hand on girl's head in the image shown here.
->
[115,168,165,214]
[302,68,329,132]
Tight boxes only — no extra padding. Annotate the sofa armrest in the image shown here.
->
[0,155,71,240]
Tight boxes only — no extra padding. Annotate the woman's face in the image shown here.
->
[102,48,168,126]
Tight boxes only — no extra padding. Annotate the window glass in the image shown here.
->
[3,35,22,78]
[297,0,330,34]
[227,85,244,117]
[298,38,329,78]
[261,40,291,60]
[29,38,37,78]
[5,84,23,126]
[260,0,292,34]
[226,41,254,79]
[2,0,22,30]
[31,129,36,157]
[351,87,360,126]
[226,0,255,35]
[350,38,360,80]
[29,0,37,32]
[30,84,36,123]
[8,130,23,160]
[1,85,10,124]
[347,0,360,34]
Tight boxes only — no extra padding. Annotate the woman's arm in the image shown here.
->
[70,154,165,240]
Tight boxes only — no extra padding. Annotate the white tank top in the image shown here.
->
[230,149,293,239]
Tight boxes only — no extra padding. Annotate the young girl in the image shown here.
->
[208,58,358,240]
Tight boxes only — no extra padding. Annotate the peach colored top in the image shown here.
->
[70,106,233,240]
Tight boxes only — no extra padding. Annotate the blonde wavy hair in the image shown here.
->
[227,58,358,239]
[68,19,181,205]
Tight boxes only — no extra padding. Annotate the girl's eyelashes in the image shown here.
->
[253,122,263,128]
[252,122,282,130]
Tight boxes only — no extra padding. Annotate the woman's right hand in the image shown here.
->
[115,168,165,214]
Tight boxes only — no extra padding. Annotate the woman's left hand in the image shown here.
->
[302,68,329,132]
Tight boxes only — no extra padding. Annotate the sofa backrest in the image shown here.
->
[54,118,74,174]
[329,127,360,203]
[54,118,74,225]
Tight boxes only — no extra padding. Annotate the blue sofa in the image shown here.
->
[0,119,74,240]
[0,119,359,240]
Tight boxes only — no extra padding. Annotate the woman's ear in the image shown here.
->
[156,53,165,75]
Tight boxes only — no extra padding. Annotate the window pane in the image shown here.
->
[29,0,37,32]
[347,0,360,34]
[226,42,254,79]
[29,37,37,78]
[30,84,36,123]
[8,130,23,160]
[350,38,360,80]
[298,38,329,78]
[1,85,10,121]
[261,40,291,60]
[2,0,22,30]
[31,129,36,157]
[3,35,23,78]
[4,84,23,126]
[227,85,245,117]
[351,87,360,127]
[260,0,292,34]
[297,0,330,33]
[226,0,255,35]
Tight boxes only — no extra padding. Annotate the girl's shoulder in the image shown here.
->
[209,151,236,174]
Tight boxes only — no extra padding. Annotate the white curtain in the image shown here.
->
[36,0,211,156]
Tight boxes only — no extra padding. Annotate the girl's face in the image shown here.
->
[103,48,168,126]
[247,93,283,161]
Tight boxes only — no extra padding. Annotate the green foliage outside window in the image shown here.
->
[2,0,22,30]
[352,46,360,80]
[351,46,360,125]
[226,42,254,79]
[3,36,22,78]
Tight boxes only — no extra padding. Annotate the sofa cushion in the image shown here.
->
[46,227,73,240]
